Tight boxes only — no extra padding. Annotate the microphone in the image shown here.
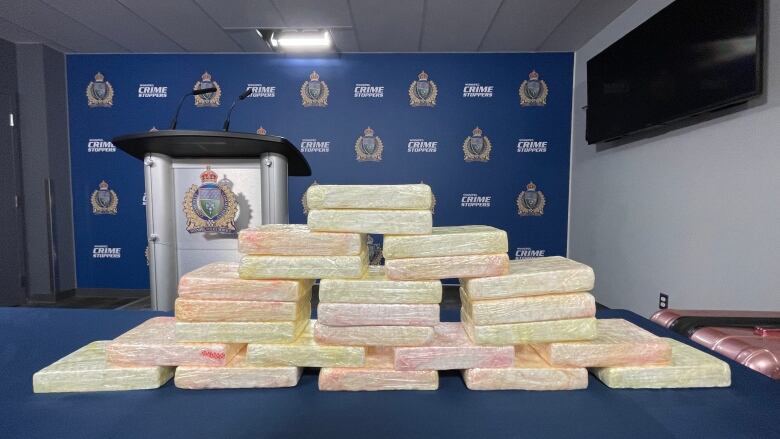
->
[169,87,218,130]
[223,88,253,132]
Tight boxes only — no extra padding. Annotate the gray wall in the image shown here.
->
[16,43,75,299]
[569,0,780,317]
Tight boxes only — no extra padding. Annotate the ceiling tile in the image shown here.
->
[331,28,359,52]
[538,0,640,51]
[271,0,352,28]
[41,0,182,52]
[479,0,580,51]
[0,16,69,51]
[195,0,286,29]
[350,0,423,52]
[421,0,502,52]
[118,0,242,51]
[0,0,126,52]
[225,29,272,52]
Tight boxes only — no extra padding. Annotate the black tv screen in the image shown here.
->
[586,0,764,144]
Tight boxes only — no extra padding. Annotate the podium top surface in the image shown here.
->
[112,130,311,176]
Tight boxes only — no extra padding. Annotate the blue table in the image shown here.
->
[1,307,778,439]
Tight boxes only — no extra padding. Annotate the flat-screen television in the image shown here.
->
[586,0,764,144]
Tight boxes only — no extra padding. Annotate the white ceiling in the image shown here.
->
[0,0,638,53]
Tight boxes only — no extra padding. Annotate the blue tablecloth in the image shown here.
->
[1,307,778,439]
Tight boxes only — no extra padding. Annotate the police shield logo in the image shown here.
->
[193,71,221,107]
[301,71,329,107]
[519,70,548,106]
[86,72,114,107]
[256,126,267,136]
[91,180,118,214]
[462,127,491,162]
[517,181,546,216]
[355,127,383,161]
[409,71,437,106]
[183,166,238,233]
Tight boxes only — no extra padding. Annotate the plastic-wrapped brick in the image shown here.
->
[33,341,174,393]
[238,224,365,256]
[532,319,672,367]
[383,225,508,259]
[239,250,368,280]
[461,256,594,300]
[305,184,433,210]
[319,266,441,304]
[175,296,310,322]
[178,262,312,302]
[463,345,588,391]
[393,322,514,371]
[591,338,731,389]
[174,350,302,390]
[313,321,434,346]
[317,303,440,327]
[247,321,365,368]
[106,317,242,367]
[461,290,596,325]
[385,253,509,281]
[307,209,432,235]
[319,348,438,391]
[461,309,597,345]
[175,303,310,343]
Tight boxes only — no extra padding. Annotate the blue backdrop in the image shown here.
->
[67,53,574,290]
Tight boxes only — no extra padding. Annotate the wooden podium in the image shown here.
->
[113,130,311,311]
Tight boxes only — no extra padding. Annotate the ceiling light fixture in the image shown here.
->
[257,29,333,52]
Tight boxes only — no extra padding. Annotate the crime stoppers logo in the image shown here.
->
[408,138,437,153]
[93,245,121,259]
[461,194,491,208]
[517,138,548,153]
[137,83,167,98]
[463,127,491,162]
[300,138,330,153]
[247,83,276,98]
[354,83,384,98]
[517,181,545,216]
[515,247,546,259]
[355,127,383,161]
[463,83,494,98]
[87,138,115,153]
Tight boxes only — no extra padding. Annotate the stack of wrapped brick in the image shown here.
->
[304,184,443,390]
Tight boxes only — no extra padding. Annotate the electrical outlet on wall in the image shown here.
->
[659,292,669,309]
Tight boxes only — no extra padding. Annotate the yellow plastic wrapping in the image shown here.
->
[463,345,588,391]
[461,309,597,345]
[175,303,310,343]
[239,250,368,280]
[307,209,432,235]
[591,338,731,389]
[247,321,365,368]
[460,290,596,325]
[106,317,242,367]
[178,262,312,302]
[238,224,365,256]
[174,350,302,390]
[383,225,508,259]
[532,319,672,367]
[461,256,594,300]
[392,322,514,371]
[33,341,174,393]
[385,253,509,281]
[175,296,310,322]
[318,266,441,304]
[313,321,435,346]
[319,348,438,391]
[306,184,433,210]
[317,303,440,327]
